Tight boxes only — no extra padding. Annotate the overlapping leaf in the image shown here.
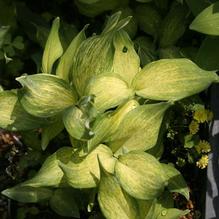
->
[17,74,77,117]
[107,102,170,152]
[115,151,166,200]
[0,91,45,131]
[59,144,116,188]
[98,164,139,219]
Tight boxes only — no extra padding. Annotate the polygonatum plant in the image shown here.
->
[1,12,219,219]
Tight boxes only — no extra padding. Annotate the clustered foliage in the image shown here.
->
[1,0,219,218]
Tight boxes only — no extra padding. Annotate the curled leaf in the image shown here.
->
[17,74,77,117]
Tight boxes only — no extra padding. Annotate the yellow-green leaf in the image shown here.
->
[56,25,88,81]
[190,2,219,35]
[133,58,219,101]
[88,100,139,151]
[2,186,53,203]
[20,147,73,188]
[161,163,190,200]
[59,144,116,188]
[72,34,114,96]
[0,91,45,131]
[42,17,63,73]
[115,151,166,200]
[108,102,170,152]
[17,74,77,117]
[98,166,139,219]
[85,75,134,112]
[112,30,140,85]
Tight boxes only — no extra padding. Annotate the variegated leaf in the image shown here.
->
[59,144,116,188]
[56,25,88,81]
[85,75,134,112]
[132,58,219,101]
[17,74,77,117]
[20,147,73,188]
[0,91,45,131]
[112,30,140,85]
[42,17,63,73]
[98,165,139,219]
[88,100,139,151]
[108,102,170,152]
[115,151,166,200]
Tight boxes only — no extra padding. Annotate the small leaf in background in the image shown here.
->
[135,4,161,38]
[0,91,45,131]
[59,144,116,188]
[41,118,64,150]
[75,0,129,17]
[12,36,25,50]
[20,147,73,188]
[185,0,210,16]
[1,186,53,203]
[134,36,157,66]
[184,134,199,149]
[42,17,63,73]
[190,2,219,35]
[56,25,87,82]
[161,163,190,200]
[17,74,77,117]
[196,36,219,70]
[115,151,166,200]
[85,75,134,113]
[159,2,187,48]
[0,26,10,47]
[108,102,170,152]
[49,188,80,218]
[133,58,219,101]
[98,163,139,219]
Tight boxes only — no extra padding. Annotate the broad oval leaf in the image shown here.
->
[132,58,219,101]
[112,30,140,85]
[63,106,94,141]
[108,102,170,152]
[161,163,190,200]
[42,17,63,73]
[20,147,73,188]
[75,0,128,17]
[115,151,166,200]
[159,3,187,48]
[98,166,139,219]
[0,91,45,131]
[84,75,134,112]
[17,74,77,117]
[59,144,116,188]
[135,4,161,37]
[56,25,88,81]
[2,186,53,203]
[196,36,219,71]
[49,188,80,218]
[190,2,219,35]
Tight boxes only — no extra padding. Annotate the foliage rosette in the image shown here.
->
[1,7,219,219]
